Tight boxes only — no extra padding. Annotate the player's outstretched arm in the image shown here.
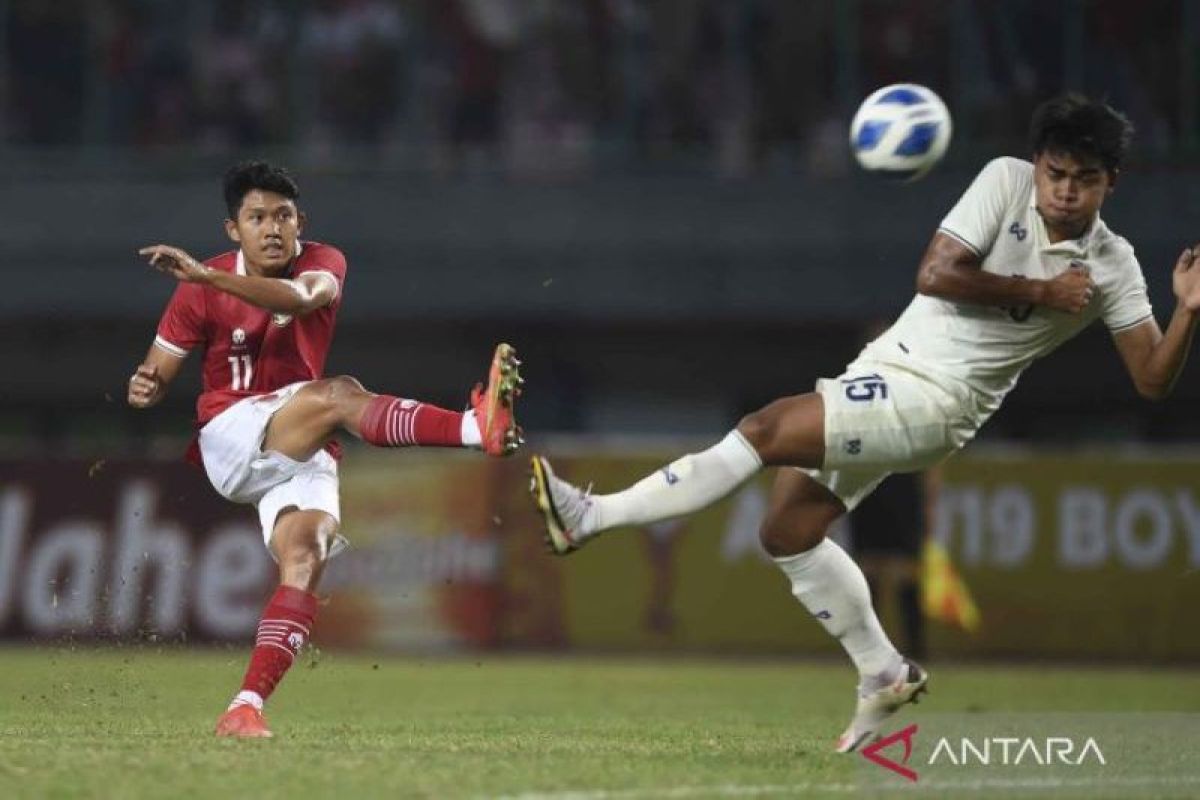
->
[916,232,1094,313]
[127,342,186,409]
[1112,246,1200,400]
[138,244,337,316]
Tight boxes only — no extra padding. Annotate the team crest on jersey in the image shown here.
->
[272,313,293,328]
[232,328,246,346]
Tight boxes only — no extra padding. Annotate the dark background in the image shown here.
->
[2,0,1198,455]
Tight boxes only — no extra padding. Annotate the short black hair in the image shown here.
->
[223,160,300,218]
[1029,94,1134,174]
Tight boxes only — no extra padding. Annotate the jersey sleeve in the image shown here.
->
[938,157,1016,256]
[154,283,206,356]
[295,245,347,308]
[1102,242,1154,333]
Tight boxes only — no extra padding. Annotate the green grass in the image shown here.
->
[0,647,1197,799]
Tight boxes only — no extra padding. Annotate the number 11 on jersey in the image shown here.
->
[228,355,254,390]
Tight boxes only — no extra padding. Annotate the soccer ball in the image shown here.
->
[850,84,952,181]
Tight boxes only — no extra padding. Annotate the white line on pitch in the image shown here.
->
[490,774,1200,800]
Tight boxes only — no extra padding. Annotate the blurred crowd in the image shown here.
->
[0,0,1187,172]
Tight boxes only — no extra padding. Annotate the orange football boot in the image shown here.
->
[214,704,273,738]
[470,343,523,456]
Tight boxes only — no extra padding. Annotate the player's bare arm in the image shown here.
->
[127,340,186,409]
[139,244,337,316]
[1112,245,1200,399]
[916,231,1094,313]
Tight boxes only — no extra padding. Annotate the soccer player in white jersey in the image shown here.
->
[529,94,1200,752]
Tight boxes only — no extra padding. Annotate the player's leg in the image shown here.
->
[261,375,372,460]
[263,343,522,461]
[761,470,899,683]
[215,508,335,738]
[761,473,910,718]
[761,470,928,752]
[271,507,337,591]
[737,391,826,467]
[530,392,824,554]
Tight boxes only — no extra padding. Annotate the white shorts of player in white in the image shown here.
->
[198,380,347,557]
[801,360,982,511]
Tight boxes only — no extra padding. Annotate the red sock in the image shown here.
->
[359,395,464,447]
[234,586,317,706]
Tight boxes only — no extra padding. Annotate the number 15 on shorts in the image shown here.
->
[841,374,888,402]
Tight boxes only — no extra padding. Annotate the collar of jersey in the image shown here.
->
[236,241,303,276]
[1027,188,1096,257]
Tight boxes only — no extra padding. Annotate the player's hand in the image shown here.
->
[1171,244,1200,312]
[139,244,212,284]
[1041,263,1095,314]
[127,363,162,408]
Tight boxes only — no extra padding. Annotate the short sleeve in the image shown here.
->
[155,283,206,356]
[1102,243,1154,333]
[295,245,347,307]
[938,157,1016,256]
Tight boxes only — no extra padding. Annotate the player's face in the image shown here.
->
[1033,151,1113,239]
[225,190,305,273]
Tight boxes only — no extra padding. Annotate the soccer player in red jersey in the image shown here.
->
[127,161,522,738]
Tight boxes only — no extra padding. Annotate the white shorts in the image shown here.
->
[198,381,345,554]
[801,360,979,511]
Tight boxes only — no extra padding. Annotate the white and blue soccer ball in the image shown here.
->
[850,84,952,180]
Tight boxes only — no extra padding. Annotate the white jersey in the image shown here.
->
[861,156,1153,427]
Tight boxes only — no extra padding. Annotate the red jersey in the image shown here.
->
[154,241,347,427]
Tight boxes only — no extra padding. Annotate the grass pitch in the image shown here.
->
[0,647,1197,799]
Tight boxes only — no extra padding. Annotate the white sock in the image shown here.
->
[775,538,902,690]
[589,430,762,533]
[460,409,481,447]
[228,690,264,711]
